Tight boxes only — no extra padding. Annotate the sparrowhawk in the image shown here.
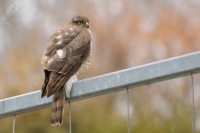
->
[41,15,92,126]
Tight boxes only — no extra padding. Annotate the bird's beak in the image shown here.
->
[84,22,89,28]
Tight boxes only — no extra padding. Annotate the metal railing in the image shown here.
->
[1,51,200,132]
[1,52,200,118]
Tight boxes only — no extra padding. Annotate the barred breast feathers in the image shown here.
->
[83,29,92,69]
[76,29,92,75]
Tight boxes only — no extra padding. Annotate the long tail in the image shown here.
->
[51,86,66,126]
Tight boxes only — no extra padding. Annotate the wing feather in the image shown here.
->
[41,25,91,97]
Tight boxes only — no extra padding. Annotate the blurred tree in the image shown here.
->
[0,0,200,133]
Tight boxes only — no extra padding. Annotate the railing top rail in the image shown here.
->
[1,52,200,119]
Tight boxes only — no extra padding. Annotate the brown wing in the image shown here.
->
[41,25,80,67]
[41,25,91,97]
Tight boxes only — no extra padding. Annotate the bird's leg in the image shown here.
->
[65,74,78,98]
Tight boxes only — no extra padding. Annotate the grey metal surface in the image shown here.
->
[1,52,200,118]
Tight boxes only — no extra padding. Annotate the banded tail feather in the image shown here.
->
[51,87,66,126]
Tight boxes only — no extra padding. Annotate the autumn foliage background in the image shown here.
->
[0,0,200,133]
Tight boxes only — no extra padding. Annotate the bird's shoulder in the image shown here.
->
[41,24,92,73]
[49,25,81,47]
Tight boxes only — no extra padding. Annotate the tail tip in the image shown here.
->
[51,121,63,126]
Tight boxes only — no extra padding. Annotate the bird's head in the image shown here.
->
[70,15,90,28]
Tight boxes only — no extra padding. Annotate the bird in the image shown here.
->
[41,15,92,126]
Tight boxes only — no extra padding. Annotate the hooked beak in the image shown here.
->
[84,22,89,28]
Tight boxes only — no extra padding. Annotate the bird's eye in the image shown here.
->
[77,21,83,24]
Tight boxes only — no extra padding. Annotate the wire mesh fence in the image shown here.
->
[1,52,200,133]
